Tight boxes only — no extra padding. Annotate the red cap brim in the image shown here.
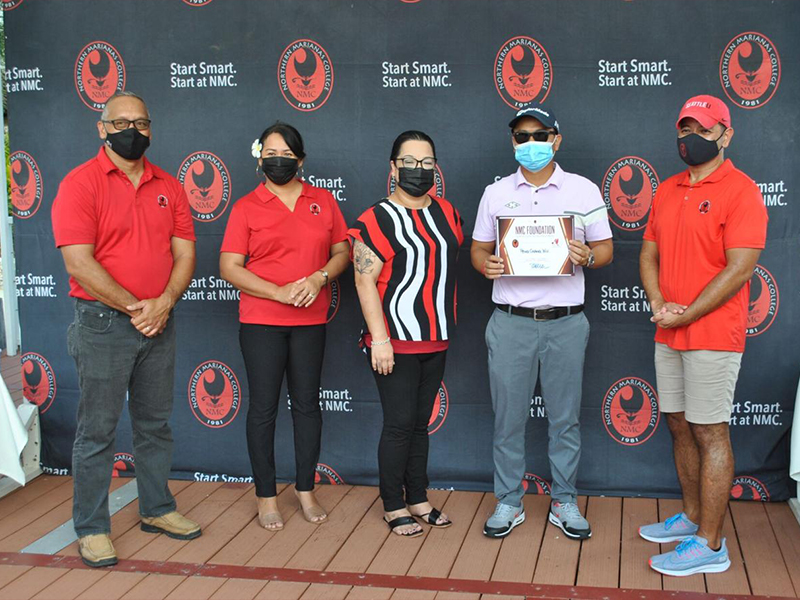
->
[676,109,723,130]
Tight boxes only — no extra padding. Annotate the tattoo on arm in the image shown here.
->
[353,240,377,275]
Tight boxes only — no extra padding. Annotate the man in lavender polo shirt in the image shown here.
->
[471,104,613,539]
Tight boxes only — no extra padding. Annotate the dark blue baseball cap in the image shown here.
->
[509,104,559,132]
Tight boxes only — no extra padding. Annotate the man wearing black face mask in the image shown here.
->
[52,91,200,567]
[638,95,767,576]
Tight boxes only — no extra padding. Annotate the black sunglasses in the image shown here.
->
[512,130,555,144]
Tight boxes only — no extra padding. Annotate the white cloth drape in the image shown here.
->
[790,376,800,485]
[0,375,27,485]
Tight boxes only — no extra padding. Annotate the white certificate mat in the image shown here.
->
[496,215,574,276]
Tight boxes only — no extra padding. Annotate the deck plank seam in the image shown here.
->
[4,552,800,600]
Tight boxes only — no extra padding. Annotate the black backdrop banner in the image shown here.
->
[6,0,797,501]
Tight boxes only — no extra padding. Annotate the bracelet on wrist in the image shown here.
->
[370,337,391,347]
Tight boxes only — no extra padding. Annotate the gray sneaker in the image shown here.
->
[483,502,525,538]
[548,501,591,539]
[649,536,730,576]
[639,512,698,543]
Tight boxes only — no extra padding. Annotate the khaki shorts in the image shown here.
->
[654,343,742,425]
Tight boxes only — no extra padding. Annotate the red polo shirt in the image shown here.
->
[220,183,348,325]
[52,147,196,301]
[643,159,767,352]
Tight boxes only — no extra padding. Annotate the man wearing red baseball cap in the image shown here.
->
[637,95,767,576]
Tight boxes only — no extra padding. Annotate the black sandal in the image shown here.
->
[414,508,452,529]
[384,515,423,538]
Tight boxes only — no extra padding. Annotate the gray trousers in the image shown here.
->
[68,300,177,537]
[486,307,590,507]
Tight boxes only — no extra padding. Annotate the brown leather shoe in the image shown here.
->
[140,511,202,540]
[78,533,118,568]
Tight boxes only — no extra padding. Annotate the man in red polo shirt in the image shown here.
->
[52,91,200,568]
[638,95,767,576]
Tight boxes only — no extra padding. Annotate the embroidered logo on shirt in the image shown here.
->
[310,202,321,215]
[505,201,520,209]
[157,195,169,208]
[698,200,711,214]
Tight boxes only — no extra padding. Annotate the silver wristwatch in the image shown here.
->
[319,269,329,285]
[586,251,595,268]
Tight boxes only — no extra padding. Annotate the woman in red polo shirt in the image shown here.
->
[349,130,464,538]
[220,122,349,530]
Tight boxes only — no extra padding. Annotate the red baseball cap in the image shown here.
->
[675,95,731,130]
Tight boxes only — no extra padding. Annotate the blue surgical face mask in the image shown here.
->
[514,141,554,173]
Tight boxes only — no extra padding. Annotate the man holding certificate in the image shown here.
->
[471,104,613,539]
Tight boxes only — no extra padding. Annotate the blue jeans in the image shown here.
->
[68,299,177,536]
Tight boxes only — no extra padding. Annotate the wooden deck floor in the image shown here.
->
[0,475,799,600]
[1,351,23,408]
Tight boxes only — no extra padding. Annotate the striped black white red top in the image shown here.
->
[348,196,464,343]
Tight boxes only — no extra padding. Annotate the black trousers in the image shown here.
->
[368,349,447,512]
[240,323,326,498]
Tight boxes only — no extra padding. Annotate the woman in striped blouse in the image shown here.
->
[349,131,464,538]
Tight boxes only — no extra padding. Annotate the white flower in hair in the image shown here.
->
[251,139,263,159]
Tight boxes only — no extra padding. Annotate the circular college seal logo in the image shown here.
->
[602,377,660,446]
[112,452,135,477]
[75,41,125,111]
[428,381,449,435]
[21,352,56,414]
[315,463,345,485]
[2,0,25,10]
[602,157,659,231]
[747,265,779,337]
[387,165,445,198]
[9,151,43,219]
[730,475,770,501]
[522,473,552,495]
[278,39,334,111]
[720,32,780,109]
[327,280,341,323]
[177,152,232,222]
[188,361,241,428]
[494,36,553,109]
[182,0,213,5]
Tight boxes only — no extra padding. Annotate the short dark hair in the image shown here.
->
[259,122,306,159]
[390,130,436,161]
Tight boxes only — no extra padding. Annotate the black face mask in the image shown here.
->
[397,167,435,198]
[261,156,299,185]
[104,128,150,160]
[677,132,725,167]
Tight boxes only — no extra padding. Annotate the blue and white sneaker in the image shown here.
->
[483,502,525,538]
[649,536,731,576]
[639,512,698,543]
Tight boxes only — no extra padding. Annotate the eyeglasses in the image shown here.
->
[102,118,152,131]
[512,130,555,144]
[395,156,437,170]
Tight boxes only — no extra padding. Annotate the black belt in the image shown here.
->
[496,304,584,321]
